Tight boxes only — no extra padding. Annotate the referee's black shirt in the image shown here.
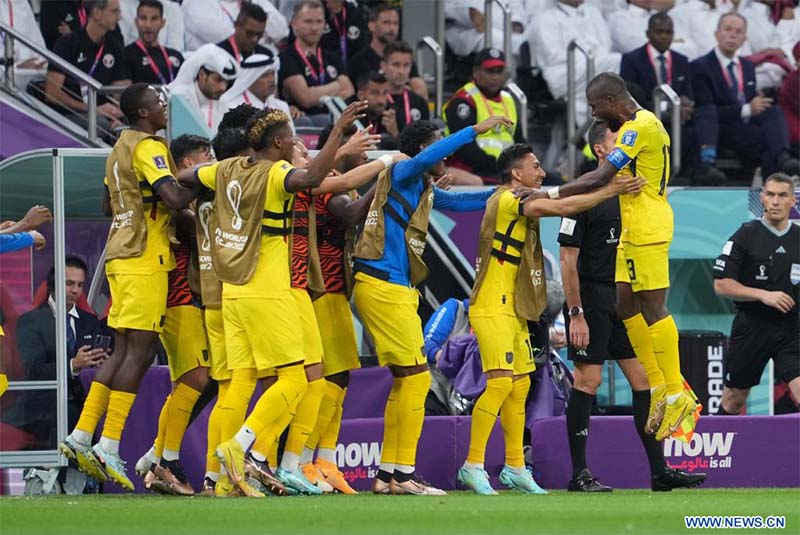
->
[557,197,621,285]
[713,219,800,319]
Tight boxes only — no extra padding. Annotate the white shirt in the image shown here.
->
[740,1,800,59]
[669,0,741,60]
[0,0,47,65]
[531,2,619,98]
[222,91,295,132]
[714,46,753,119]
[181,0,288,52]
[445,0,528,57]
[647,44,673,84]
[610,4,652,54]
[47,296,80,377]
[170,80,227,133]
[118,0,186,53]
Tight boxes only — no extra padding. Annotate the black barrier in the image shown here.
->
[679,330,726,416]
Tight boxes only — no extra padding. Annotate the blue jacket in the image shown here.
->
[691,50,757,124]
[355,126,493,286]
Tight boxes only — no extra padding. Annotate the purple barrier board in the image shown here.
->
[530,415,800,489]
[341,366,393,419]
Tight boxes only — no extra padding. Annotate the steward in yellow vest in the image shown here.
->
[443,48,523,184]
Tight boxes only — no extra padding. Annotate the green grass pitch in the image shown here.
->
[1,489,798,535]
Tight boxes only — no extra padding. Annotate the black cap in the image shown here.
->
[474,47,506,69]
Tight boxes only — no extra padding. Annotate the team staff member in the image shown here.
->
[216,2,273,66]
[443,48,524,185]
[382,41,431,132]
[713,173,800,415]
[559,121,705,493]
[353,116,511,496]
[538,72,698,442]
[124,0,183,85]
[60,83,199,491]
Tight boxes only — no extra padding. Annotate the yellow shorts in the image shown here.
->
[107,272,168,333]
[313,292,360,377]
[291,288,324,366]
[222,295,304,372]
[615,242,670,292]
[470,314,535,375]
[353,273,425,368]
[160,305,210,382]
[204,306,230,382]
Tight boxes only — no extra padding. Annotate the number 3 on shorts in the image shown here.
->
[626,258,637,281]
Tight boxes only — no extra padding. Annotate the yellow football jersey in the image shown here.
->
[470,190,527,318]
[198,159,296,299]
[106,138,176,275]
[607,109,674,246]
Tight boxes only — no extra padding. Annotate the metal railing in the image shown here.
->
[652,83,682,175]
[416,36,444,117]
[566,39,596,180]
[1,22,103,143]
[505,82,528,140]
[483,0,512,71]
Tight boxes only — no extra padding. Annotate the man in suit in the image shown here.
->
[8,256,108,449]
[620,13,709,182]
[691,13,798,180]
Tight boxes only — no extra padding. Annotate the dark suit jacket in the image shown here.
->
[5,303,104,437]
[620,45,693,109]
[691,50,757,125]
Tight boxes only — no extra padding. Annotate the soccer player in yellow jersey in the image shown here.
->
[60,84,200,490]
[542,73,698,440]
[178,102,368,497]
[459,144,643,495]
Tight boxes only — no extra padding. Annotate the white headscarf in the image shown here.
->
[169,43,238,90]
[168,44,238,133]
[221,53,280,106]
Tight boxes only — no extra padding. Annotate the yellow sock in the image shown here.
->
[623,313,665,388]
[75,382,111,436]
[395,371,431,467]
[163,383,202,456]
[500,375,530,468]
[154,394,170,459]
[649,315,682,396]
[318,385,346,451]
[103,390,136,441]
[242,364,307,437]
[380,380,401,469]
[0,373,8,398]
[307,382,345,451]
[219,368,257,443]
[466,376,513,465]
[284,377,326,456]
[206,380,229,475]
[250,406,294,463]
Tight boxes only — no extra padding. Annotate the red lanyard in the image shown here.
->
[207,101,213,128]
[77,3,87,27]
[647,44,672,85]
[87,42,105,78]
[294,41,326,84]
[719,58,745,100]
[331,5,347,64]
[135,39,173,84]
[228,36,242,63]
[387,89,411,125]
[243,92,251,104]
[7,0,13,27]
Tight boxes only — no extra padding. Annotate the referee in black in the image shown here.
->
[713,172,800,415]
[559,120,706,492]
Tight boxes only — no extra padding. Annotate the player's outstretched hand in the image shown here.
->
[474,116,513,135]
[339,128,381,158]
[511,187,546,201]
[22,205,53,229]
[432,173,455,190]
[30,230,46,251]
[760,290,795,313]
[611,175,645,195]
[336,101,369,131]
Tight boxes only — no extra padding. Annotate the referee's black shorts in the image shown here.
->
[564,282,635,365]
[724,311,800,389]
